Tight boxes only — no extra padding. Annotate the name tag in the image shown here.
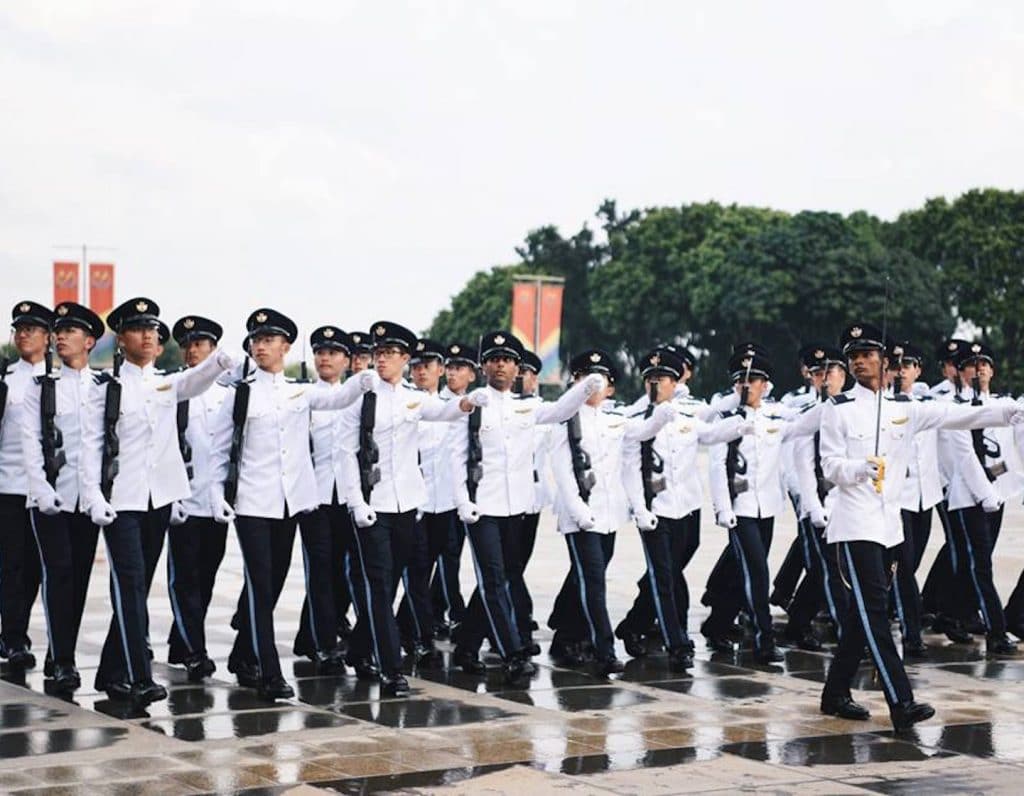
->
[766,427,780,434]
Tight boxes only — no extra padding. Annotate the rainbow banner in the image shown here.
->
[511,276,565,385]
[88,263,117,367]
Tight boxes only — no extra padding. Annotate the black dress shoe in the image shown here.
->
[43,653,54,678]
[6,648,36,671]
[410,643,443,668]
[550,640,586,667]
[615,631,646,658]
[184,653,216,682]
[105,681,133,701]
[257,676,294,701]
[890,700,935,731]
[380,674,410,697]
[965,617,987,635]
[523,641,542,657]
[903,641,929,660]
[704,634,735,654]
[503,655,534,684]
[933,615,974,644]
[313,648,348,674]
[1007,623,1024,642]
[784,627,823,652]
[346,656,380,681]
[51,664,81,693]
[131,680,168,706]
[452,648,486,674]
[821,695,871,720]
[669,647,694,671]
[593,656,625,676]
[754,645,785,664]
[987,634,1018,656]
[228,658,261,688]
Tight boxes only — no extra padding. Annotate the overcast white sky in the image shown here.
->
[2,1,1021,353]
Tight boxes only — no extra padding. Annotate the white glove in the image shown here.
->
[213,497,235,524]
[215,349,237,371]
[466,387,490,408]
[653,401,678,425]
[169,501,189,526]
[716,509,738,529]
[351,502,377,528]
[855,459,881,483]
[1005,406,1024,425]
[35,487,64,516]
[356,369,380,392]
[583,373,608,397]
[457,502,480,525]
[737,419,756,436]
[982,495,1003,513]
[634,508,658,531]
[568,499,595,531]
[90,499,117,527]
[809,506,829,529]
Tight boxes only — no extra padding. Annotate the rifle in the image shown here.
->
[100,348,124,501]
[640,380,666,509]
[725,356,752,502]
[0,356,10,430]
[224,357,251,506]
[466,405,483,502]
[40,343,66,487]
[567,412,596,502]
[357,391,381,503]
[970,373,996,482]
[177,399,193,481]
[298,336,310,383]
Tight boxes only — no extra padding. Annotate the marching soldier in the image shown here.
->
[547,350,627,674]
[211,309,373,699]
[81,297,235,705]
[451,330,605,682]
[818,322,1024,730]
[293,325,356,669]
[20,302,104,692]
[1,301,50,670]
[619,347,749,668]
[164,315,229,681]
[349,332,373,373]
[430,341,478,634]
[336,322,485,695]
[938,341,1019,654]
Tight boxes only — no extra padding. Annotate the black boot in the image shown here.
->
[890,700,935,731]
[820,694,871,720]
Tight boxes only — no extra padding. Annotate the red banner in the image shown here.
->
[89,263,115,316]
[510,281,538,351]
[53,261,79,306]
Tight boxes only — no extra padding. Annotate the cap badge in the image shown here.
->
[183,318,195,329]
[323,328,334,338]
[494,334,506,345]
[972,343,981,354]
[589,352,601,363]
[741,357,752,369]
[416,341,425,351]
[135,300,148,313]
[893,346,904,357]
[948,341,958,351]
[352,334,362,343]
[255,311,268,323]
[375,325,387,336]
[650,353,661,366]
[18,303,30,313]
[57,305,69,316]
[450,345,461,354]
[814,349,824,359]
[850,327,862,338]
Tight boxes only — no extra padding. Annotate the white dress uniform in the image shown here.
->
[310,379,346,507]
[0,359,45,496]
[179,381,229,518]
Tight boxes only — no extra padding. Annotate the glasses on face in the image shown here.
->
[375,346,404,359]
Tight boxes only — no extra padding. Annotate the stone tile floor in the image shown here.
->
[3,495,1024,794]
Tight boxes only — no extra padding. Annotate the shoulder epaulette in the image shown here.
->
[830,393,854,405]
[627,410,647,419]
[917,395,933,402]
[93,372,114,385]
[719,408,742,419]
[892,394,911,403]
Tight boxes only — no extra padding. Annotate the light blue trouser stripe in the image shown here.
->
[465,526,506,658]
[955,510,991,631]
[167,544,195,654]
[350,519,383,667]
[810,529,841,637]
[300,540,321,650]
[28,512,56,657]
[402,570,423,642]
[892,560,908,639]
[941,505,958,573]
[729,529,761,650]
[437,554,452,613]
[568,533,598,649]
[343,551,359,619]
[240,556,262,667]
[641,534,671,649]
[103,534,136,683]
[843,543,897,704]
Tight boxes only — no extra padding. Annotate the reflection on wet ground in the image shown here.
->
[337,697,515,728]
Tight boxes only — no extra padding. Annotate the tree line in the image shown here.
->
[428,189,1024,399]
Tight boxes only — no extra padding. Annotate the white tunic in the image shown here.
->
[0,358,45,496]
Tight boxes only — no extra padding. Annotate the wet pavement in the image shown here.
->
[3,493,1024,793]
